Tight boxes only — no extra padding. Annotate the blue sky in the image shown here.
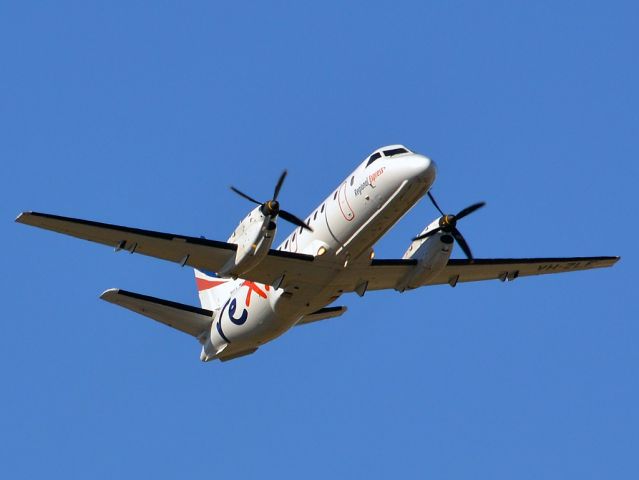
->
[1,1,637,478]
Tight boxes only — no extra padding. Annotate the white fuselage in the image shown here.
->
[202,146,436,360]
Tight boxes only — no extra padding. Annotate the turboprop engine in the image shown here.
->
[218,205,277,276]
[219,170,312,277]
[395,190,486,292]
[395,219,454,292]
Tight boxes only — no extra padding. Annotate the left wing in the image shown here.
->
[16,212,336,289]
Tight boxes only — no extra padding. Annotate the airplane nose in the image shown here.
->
[410,154,437,186]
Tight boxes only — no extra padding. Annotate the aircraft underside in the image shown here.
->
[16,145,619,362]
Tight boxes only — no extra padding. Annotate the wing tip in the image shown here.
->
[99,288,121,302]
[15,211,32,223]
[599,256,621,267]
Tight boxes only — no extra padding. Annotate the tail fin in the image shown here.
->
[194,269,236,311]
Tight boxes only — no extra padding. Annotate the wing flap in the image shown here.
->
[100,288,213,337]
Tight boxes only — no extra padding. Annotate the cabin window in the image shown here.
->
[350,176,354,186]
[383,147,409,157]
[285,240,289,249]
[366,152,382,166]
[321,204,325,213]
[333,191,338,200]
[313,211,318,220]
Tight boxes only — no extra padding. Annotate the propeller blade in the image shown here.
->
[230,186,261,205]
[273,170,288,201]
[279,209,313,232]
[412,226,443,242]
[456,201,485,220]
[427,191,445,216]
[451,227,473,260]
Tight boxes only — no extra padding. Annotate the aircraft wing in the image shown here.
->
[100,288,213,337]
[338,256,620,292]
[16,212,619,295]
[16,212,332,289]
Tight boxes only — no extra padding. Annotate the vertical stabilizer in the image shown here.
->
[194,269,237,311]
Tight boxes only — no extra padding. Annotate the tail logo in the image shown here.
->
[241,281,270,306]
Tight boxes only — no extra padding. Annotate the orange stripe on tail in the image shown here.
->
[195,278,226,292]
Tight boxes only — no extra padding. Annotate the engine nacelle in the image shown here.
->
[395,218,453,292]
[219,206,276,277]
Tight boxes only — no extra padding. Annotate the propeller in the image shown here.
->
[413,191,485,260]
[230,170,313,232]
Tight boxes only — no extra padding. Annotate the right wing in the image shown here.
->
[16,211,337,289]
[427,257,620,286]
[337,256,620,292]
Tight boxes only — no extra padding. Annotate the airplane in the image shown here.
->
[16,145,619,362]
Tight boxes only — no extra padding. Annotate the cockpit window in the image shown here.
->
[366,152,382,166]
[383,147,409,157]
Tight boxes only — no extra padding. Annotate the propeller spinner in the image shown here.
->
[413,191,485,260]
[230,170,313,232]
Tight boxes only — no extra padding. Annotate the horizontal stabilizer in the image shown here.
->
[100,289,213,337]
[297,306,347,326]
[219,348,259,362]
